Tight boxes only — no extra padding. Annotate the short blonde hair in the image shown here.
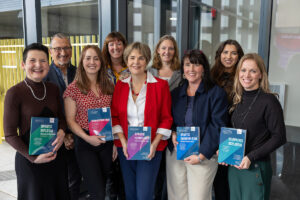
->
[123,42,151,65]
[230,53,270,112]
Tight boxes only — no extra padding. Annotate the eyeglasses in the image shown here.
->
[51,47,72,52]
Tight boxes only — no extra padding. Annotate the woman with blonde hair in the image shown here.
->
[227,53,286,200]
[64,45,114,200]
[149,35,181,91]
[150,34,182,200]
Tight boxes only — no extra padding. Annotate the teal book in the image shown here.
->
[88,107,113,141]
[218,127,247,165]
[176,126,200,160]
[29,117,58,155]
[127,126,151,160]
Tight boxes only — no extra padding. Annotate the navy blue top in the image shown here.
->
[44,62,76,112]
[185,96,195,126]
[171,81,228,159]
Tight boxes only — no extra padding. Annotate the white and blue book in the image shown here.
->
[29,117,58,155]
[88,107,113,141]
[218,127,247,165]
[127,126,151,160]
[176,126,200,160]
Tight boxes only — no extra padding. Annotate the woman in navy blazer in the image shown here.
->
[166,50,228,200]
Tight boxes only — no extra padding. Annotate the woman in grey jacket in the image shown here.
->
[149,35,181,200]
[149,35,181,92]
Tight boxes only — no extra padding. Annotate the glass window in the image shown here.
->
[41,0,99,66]
[0,0,24,139]
[189,0,261,63]
[127,0,177,51]
[128,0,155,49]
[269,0,300,130]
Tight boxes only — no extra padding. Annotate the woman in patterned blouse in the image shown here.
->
[64,45,114,200]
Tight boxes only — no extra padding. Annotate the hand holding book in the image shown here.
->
[219,155,251,170]
[235,156,251,169]
[33,152,57,164]
[184,153,206,165]
[85,135,106,146]
[52,129,65,153]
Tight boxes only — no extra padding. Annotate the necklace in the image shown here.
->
[24,79,46,101]
[130,78,147,97]
[231,89,260,128]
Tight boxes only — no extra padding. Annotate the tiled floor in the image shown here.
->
[0,141,299,200]
[0,142,17,200]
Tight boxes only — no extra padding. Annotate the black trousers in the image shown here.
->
[213,165,230,200]
[106,158,126,200]
[154,149,168,200]
[15,151,69,200]
[65,148,82,200]
[75,136,113,200]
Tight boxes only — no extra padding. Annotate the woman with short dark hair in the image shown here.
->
[4,43,68,200]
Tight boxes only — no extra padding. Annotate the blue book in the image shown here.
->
[218,127,247,165]
[176,126,200,160]
[127,126,151,160]
[88,107,113,141]
[29,117,58,155]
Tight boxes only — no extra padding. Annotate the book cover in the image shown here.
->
[218,127,247,166]
[29,117,58,155]
[127,126,151,160]
[176,126,200,160]
[88,107,113,141]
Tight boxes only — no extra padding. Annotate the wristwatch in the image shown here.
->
[198,155,203,163]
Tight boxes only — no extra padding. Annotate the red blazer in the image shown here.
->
[111,76,173,151]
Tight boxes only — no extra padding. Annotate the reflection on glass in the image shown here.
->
[269,0,300,127]
[0,0,24,138]
[128,0,155,49]
[127,0,177,51]
[189,0,260,63]
[41,0,99,66]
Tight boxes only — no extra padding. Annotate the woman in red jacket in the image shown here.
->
[111,42,173,200]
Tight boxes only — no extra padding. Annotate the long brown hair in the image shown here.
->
[211,40,244,89]
[152,35,180,71]
[102,31,127,68]
[75,45,114,95]
[230,53,271,113]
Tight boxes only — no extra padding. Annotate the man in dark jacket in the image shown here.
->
[45,33,80,200]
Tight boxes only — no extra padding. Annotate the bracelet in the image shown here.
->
[198,155,203,163]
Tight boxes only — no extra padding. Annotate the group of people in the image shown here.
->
[3,31,286,200]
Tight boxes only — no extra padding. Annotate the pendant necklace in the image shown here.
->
[24,79,46,101]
